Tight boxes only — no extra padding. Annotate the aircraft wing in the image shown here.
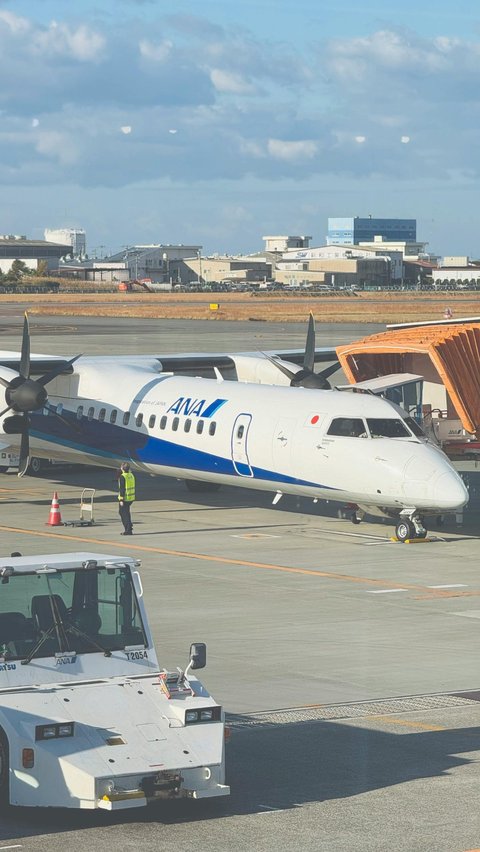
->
[0,348,338,379]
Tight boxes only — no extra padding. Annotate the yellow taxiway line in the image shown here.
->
[0,523,470,598]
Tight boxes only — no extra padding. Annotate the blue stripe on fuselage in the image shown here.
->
[29,410,339,491]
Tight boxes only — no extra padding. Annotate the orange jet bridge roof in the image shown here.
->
[336,322,480,436]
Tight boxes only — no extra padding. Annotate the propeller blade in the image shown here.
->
[37,354,82,388]
[304,313,316,374]
[261,352,297,382]
[318,361,340,382]
[17,428,30,478]
[19,313,31,380]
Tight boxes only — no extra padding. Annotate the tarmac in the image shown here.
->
[0,315,479,852]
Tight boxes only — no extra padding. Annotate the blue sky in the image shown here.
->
[2,0,480,257]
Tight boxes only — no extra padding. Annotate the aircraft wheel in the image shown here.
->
[0,730,9,809]
[185,480,221,493]
[395,519,414,542]
[28,457,44,475]
[351,512,362,525]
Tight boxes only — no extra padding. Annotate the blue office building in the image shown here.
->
[327,217,416,245]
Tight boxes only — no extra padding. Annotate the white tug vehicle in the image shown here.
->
[0,551,229,809]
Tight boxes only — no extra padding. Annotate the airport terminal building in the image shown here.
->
[327,217,416,246]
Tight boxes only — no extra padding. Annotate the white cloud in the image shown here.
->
[401,135,410,143]
[0,10,30,35]
[31,118,40,128]
[32,21,106,62]
[120,126,132,134]
[34,130,79,165]
[139,39,172,63]
[267,139,317,161]
[355,135,366,143]
[210,68,255,94]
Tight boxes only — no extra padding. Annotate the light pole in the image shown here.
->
[162,252,170,284]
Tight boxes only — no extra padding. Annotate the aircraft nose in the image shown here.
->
[432,470,469,511]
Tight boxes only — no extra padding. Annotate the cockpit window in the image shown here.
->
[327,417,367,437]
[367,418,410,438]
[404,416,425,437]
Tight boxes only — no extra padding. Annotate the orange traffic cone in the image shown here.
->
[46,491,63,526]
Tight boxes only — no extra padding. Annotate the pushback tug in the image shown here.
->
[0,552,229,809]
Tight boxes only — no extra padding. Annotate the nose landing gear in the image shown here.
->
[395,513,427,542]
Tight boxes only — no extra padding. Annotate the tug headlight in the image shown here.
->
[36,722,75,741]
[184,707,221,725]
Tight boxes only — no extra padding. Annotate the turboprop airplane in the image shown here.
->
[0,315,468,542]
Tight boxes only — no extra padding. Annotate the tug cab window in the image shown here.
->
[367,418,410,438]
[327,417,366,437]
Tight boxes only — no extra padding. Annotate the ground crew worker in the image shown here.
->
[118,462,135,535]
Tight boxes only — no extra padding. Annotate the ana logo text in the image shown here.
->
[166,397,227,418]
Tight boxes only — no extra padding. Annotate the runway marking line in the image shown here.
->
[368,589,408,594]
[367,715,445,732]
[0,524,474,597]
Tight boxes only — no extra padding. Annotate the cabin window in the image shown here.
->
[172,417,179,431]
[160,415,167,430]
[149,415,156,428]
[99,408,106,422]
[110,409,117,424]
[209,422,216,436]
[366,418,410,439]
[76,405,84,421]
[237,425,245,439]
[135,413,143,428]
[123,412,130,426]
[87,406,95,421]
[184,418,192,433]
[196,420,204,435]
[327,417,366,437]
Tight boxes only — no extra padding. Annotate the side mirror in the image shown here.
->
[189,642,206,670]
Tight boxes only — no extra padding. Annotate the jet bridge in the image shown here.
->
[336,320,480,456]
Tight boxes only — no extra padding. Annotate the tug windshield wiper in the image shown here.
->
[21,588,111,665]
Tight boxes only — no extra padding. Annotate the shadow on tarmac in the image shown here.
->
[0,718,478,840]
[5,466,479,538]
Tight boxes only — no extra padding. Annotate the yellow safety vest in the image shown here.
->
[119,471,135,502]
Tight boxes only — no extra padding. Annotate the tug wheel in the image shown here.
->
[0,731,9,808]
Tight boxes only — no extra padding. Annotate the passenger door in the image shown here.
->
[231,413,254,477]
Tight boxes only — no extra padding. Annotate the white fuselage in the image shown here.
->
[1,357,467,516]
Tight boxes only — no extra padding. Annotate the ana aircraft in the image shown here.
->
[0,314,468,542]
